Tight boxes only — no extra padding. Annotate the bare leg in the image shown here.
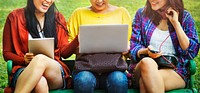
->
[159,69,185,91]
[14,54,63,93]
[135,57,164,93]
[32,76,49,93]
[139,78,146,93]
[135,57,185,93]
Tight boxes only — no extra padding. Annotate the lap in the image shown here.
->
[130,58,185,90]
[73,71,127,89]
[159,69,185,91]
[12,55,66,89]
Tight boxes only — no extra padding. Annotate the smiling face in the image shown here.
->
[33,0,54,14]
[148,0,168,11]
[90,0,109,13]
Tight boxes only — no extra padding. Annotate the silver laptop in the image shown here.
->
[79,24,129,53]
[28,38,54,59]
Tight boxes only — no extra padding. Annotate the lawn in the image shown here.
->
[0,0,200,93]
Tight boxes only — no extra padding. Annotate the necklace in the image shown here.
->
[37,23,45,38]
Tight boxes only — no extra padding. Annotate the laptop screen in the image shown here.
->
[79,24,129,53]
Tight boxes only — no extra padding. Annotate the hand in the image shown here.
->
[147,46,162,59]
[24,53,34,65]
[122,50,129,55]
[122,50,130,59]
[165,7,179,24]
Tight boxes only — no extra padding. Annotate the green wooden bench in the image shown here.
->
[6,60,197,93]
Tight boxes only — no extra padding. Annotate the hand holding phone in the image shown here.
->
[148,45,160,53]
[147,45,162,58]
[149,49,160,53]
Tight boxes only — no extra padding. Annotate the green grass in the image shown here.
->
[0,0,200,93]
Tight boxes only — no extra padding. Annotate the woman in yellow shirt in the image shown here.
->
[67,0,132,93]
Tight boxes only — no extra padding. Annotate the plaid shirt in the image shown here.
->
[129,8,199,82]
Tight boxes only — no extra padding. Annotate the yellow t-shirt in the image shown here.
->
[67,7,132,42]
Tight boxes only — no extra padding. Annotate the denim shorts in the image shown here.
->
[11,65,66,89]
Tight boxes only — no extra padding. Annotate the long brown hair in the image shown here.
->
[143,0,184,26]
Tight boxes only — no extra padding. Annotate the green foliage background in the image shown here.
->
[0,0,199,93]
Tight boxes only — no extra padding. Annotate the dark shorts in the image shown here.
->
[128,62,188,88]
[11,65,66,89]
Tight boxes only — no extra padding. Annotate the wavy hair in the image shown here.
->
[143,0,184,26]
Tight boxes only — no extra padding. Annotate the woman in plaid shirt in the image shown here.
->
[129,0,199,92]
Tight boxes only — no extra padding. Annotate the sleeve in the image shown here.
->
[177,11,199,59]
[57,13,79,58]
[130,8,146,62]
[121,7,132,42]
[67,9,81,42]
[3,13,25,65]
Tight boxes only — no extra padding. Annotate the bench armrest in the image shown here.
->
[7,60,13,85]
[189,60,196,75]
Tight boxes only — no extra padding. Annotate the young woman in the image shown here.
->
[3,0,77,92]
[129,0,199,93]
[67,0,132,93]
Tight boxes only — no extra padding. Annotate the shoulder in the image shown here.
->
[55,12,67,25]
[111,7,130,16]
[9,8,25,15]
[7,8,25,20]
[118,7,128,11]
[132,7,145,20]
[69,7,92,19]
[56,12,65,20]
[72,7,89,14]
[182,10,194,21]
[75,7,88,11]
[116,7,129,13]
[135,7,144,15]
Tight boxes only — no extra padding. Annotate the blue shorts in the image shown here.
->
[11,65,66,89]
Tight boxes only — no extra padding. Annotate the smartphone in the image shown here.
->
[149,49,159,53]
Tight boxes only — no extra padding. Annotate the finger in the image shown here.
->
[27,53,34,56]
[147,45,153,50]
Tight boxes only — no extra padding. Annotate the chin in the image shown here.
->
[40,9,48,13]
[152,8,159,11]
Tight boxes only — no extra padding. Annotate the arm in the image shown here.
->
[167,10,199,59]
[57,13,78,58]
[166,8,189,50]
[130,8,147,62]
[121,7,132,42]
[3,13,25,65]
[121,7,132,57]
[60,36,79,59]
[67,9,81,42]
[180,11,199,59]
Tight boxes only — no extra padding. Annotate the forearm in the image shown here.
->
[61,36,79,58]
[3,51,25,65]
[172,21,189,50]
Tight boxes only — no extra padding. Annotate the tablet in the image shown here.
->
[28,38,54,59]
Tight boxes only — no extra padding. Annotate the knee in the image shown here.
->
[30,54,48,68]
[139,57,158,72]
[107,71,128,87]
[32,54,47,62]
[74,71,96,87]
[34,76,48,93]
